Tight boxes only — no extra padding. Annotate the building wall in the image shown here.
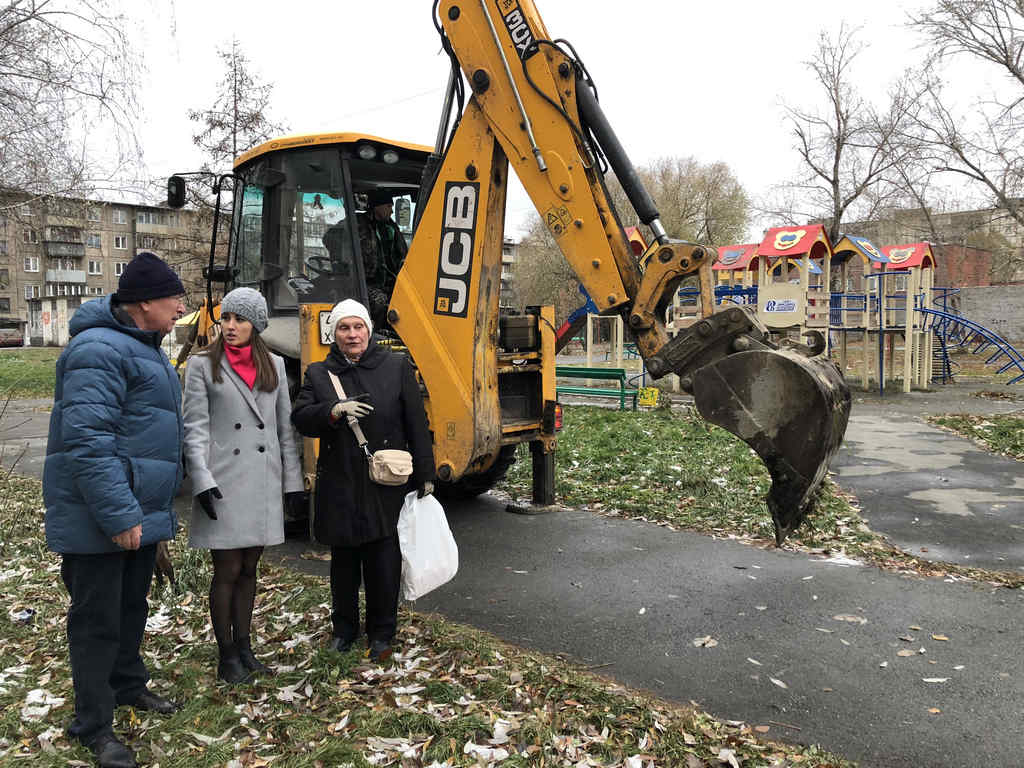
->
[1,194,202,336]
[959,284,1024,343]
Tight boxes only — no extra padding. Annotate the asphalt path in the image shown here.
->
[6,387,1024,767]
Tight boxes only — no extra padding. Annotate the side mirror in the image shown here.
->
[395,197,412,229]
[167,176,186,209]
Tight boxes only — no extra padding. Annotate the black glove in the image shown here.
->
[417,480,434,499]
[196,487,222,520]
[285,491,306,517]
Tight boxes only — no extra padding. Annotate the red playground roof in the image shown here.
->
[624,226,647,257]
[714,243,758,270]
[875,243,935,270]
[758,225,831,258]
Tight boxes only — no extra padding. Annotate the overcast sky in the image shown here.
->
[129,0,939,239]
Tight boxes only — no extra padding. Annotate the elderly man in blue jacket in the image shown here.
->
[44,252,186,768]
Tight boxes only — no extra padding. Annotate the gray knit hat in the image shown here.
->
[220,287,268,333]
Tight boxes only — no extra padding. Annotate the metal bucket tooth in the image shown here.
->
[690,349,851,545]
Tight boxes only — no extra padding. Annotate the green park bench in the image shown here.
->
[555,366,638,411]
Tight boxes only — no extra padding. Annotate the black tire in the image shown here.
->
[435,444,518,500]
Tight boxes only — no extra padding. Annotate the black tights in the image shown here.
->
[209,547,263,653]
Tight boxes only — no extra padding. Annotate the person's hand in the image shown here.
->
[197,487,222,520]
[418,481,434,499]
[112,524,142,550]
[285,491,306,517]
[331,397,374,420]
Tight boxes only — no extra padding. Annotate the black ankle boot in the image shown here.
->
[236,636,272,675]
[217,645,252,684]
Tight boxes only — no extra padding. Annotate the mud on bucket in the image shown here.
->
[691,348,851,545]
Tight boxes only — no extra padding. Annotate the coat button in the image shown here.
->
[234,423,241,430]
[258,423,265,429]
[258,446,265,453]
[233,448,240,455]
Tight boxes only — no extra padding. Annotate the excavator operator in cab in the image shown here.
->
[360,189,408,329]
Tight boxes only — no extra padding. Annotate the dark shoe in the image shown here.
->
[236,636,273,676]
[217,652,253,685]
[90,733,136,768]
[329,635,355,653]
[368,639,392,663]
[124,689,179,715]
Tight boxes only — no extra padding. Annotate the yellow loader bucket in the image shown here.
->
[691,348,851,545]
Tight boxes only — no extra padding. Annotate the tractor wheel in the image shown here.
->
[435,445,518,500]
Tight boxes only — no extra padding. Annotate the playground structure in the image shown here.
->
[557,227,1024,399]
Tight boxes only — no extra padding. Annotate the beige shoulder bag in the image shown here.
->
[327,371,413,486]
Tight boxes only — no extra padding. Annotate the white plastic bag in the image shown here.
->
[396,491,458,601]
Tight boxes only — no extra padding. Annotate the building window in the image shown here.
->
[0,298,9,313]
[88,207,101,222]
[0,241,6,255]
[115,261,128,276]
[0,268,8,286]
[137,210,155,225]
[114,235,128,250]
[24,284,39,299]
[20,204,31,217]
[92,286,104,295]
[112,208,127,225]
[140,235,158,249]
[23,228,38,244]
[88,260,102,275]
[87,233,101,248]
[24,256,39,272]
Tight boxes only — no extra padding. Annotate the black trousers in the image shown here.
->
[60,544,157,746]
[329,535,401,643]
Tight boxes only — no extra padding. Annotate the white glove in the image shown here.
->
[332,398,374,420]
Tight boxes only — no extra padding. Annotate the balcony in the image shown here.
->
[45,269,87,283]
[44,241,85,259]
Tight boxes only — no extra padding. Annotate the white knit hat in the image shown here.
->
[327,298,373,339]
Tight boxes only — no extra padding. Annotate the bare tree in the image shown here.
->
[0,0,140,203]
[512,214,582,324]
[605,156,751,245]
[905,0,1024,278]
[776,24,918,243]
[188,39,288,173]
[513,155,752,323]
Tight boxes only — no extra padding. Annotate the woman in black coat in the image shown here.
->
[291,299,434,661]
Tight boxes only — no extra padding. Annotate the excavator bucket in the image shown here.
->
[690,348,851,545]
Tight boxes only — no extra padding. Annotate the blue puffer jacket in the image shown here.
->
[43,296,183,554]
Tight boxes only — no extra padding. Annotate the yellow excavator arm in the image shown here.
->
[391,0,850,544]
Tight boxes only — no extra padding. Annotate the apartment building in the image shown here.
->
[500,236,518,308]
[0,193,202,344]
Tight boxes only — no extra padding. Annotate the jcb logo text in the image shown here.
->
[434,182,479,318]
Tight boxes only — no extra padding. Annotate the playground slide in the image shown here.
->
[919,307,1024,385]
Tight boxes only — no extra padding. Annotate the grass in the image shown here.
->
[497,404,1024,589]
[926,412,1024,461]
[0,349,60,399]
[0,474,856,767]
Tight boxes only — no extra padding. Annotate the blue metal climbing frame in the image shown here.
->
[918,307,1024,385]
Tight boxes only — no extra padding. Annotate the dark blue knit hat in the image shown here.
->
[115,251,185,302]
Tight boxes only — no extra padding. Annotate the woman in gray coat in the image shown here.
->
[183,287,303,684]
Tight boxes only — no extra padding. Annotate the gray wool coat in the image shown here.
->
[183,351,303,549]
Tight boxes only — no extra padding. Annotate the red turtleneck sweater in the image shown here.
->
[224,343,257,390]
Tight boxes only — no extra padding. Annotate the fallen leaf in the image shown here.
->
[923,678,949,683]
[754,725,771,733]
[899,635,915,642]
[638,607,646,615]
[928,708,941,714]
[910,625,922,631]
[747,658,762,666]
[769,677,788,689]
[717,747,741,768]
[897,650,916,657]
[692,636,718,648]
[833,614,868,625]
[879,662,888,668]
[815,627,834,634]
[932,634,950,642]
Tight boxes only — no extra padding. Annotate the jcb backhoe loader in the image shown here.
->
[169,0,850,545]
